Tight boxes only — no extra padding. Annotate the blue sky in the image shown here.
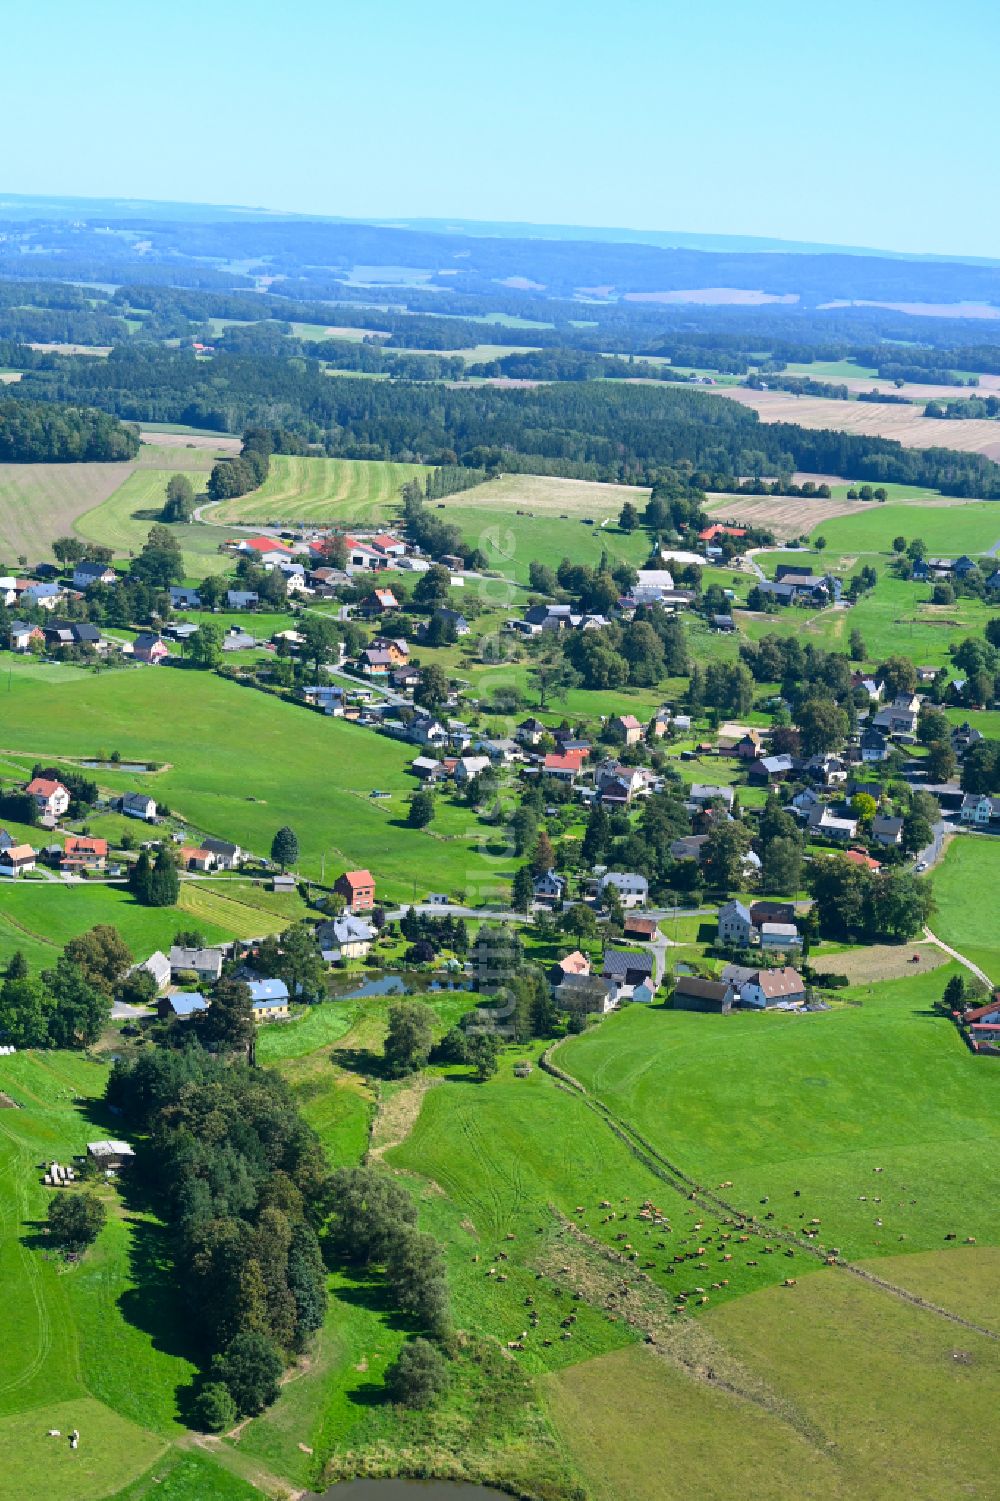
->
[5,0,999,257]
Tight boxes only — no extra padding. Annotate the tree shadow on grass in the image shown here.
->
[331,1045,391,1081]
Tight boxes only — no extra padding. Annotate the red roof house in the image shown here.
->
[335,868,376,911]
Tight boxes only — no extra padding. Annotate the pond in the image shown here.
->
[78,760,152,773]
[312,1483,511,1500]
[336,975,474,1001]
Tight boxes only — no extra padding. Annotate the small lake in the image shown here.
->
[78,760,152,773]
[336,975,473,1001]
[312,1483,511,1500]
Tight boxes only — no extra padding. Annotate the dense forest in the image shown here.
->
[0,394,139,462]
[16,347,1000,494]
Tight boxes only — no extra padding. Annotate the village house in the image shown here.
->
[72,559,117,590]
[717,899,753,948]
[808,806,858,842]
[871,814,904,847]
[43,620,105,653]
[454,754,492,784]
[121,792,158,821]
[543,750,587,782]
[612,714,643,747]
[169,585,202,609]
[555,972,616,1015]
[163,992,210,1020]
[133,950,172,993]
[735,965,807,1009]
[61,835,108,872]
[952,722,983,758]
[132,632,170,665]
[25,776,70,819]
[630,568,675,604]
[317,914,376,963]
[759,921,802,953]
[533,868,567,905]
[249,978,290,1021]
[0,843,37,878]
[748,753,794,787]
[169,945,224,984]
[361,587,399,616]
[22,581,63,610]
[550,950,591,986]
[516,717,548,747]
[669,833,708,863]
[227,589,259,610]
[201,837,244,869]
[179,845,216,871]
[335,868,376,911]
[688,784,736,811]
[649,710,672,739]
[8,620,45,652]
[673,975,735,1014]
[624,914,659,942]
[734,729,763,760]
[860,728,890,763]
[598,870,649,909]
[960,793,1000,827]
[602,948,655,1000]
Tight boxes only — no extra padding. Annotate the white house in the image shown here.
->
[169,945,224,983]
[122,792,158,821]
[454,755,491,783]
[25,777,70,819]
[738,966,807,1009]
[598,871,649,909]
[960,793,1000,827]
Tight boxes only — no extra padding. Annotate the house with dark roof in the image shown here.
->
[672,975,735,1014]
[602,948,655,999]
[717,899,752,948]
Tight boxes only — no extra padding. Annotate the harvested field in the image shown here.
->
[704,491,876,539]
[135,439,231,470]
[445,470,650,517]
[139,429,242,453]
[623,287,799,306]
[711,387,1000,459]
[0,460,135,560]
[826,941,949,985]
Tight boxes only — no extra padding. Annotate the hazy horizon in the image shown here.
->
[6,0,1000,261]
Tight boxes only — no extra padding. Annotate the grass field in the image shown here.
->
[930,834,1000,982]
[206,455,430,526]
[560,963,1000,1265]
[805,499,1000,555]
[435,473,652,584]
[547,1246,1000,1501]
[0,659,512,902]
[0,462,135,562]
[0,881,234,974]
[0,1051,197,1498]
[75,469,234,575]
[734,571,999,666]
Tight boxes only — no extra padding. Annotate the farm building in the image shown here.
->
[169,945,224,983]
[673,975,735,1014]
[87,1140,135,1169]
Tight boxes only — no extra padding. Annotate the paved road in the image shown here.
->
[914,819,950,872]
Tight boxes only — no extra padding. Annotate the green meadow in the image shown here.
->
[76,468,234,576]
[809,500,1000,556]
[0,658,510,902]
[206,454,429,527]
[560,961,1000,1264]
[930,834,1000,982]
